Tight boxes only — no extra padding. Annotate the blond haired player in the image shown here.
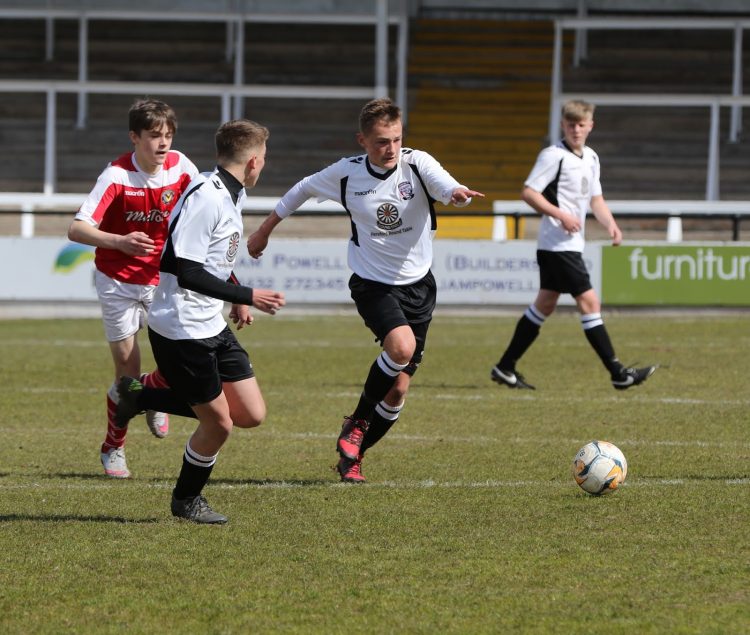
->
[490,99,656,391]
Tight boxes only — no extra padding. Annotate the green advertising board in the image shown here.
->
[602,244,750,306]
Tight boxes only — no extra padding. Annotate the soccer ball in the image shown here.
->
[572,440,628,495]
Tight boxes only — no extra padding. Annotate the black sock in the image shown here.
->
[361,400,403,454]
[137,387,197,419]
[581,314,623,376]
[173,442,217,499]
[352,352,407,421]
[498,305,544,369]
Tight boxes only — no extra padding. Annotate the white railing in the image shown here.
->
[0,79,378,195]
[0,192,345,239]
[492,199,750,242]
[0,1,408,126]
[2,192,748,243]
[550,17,750,201]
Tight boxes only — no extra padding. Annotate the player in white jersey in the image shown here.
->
[114,120,285,524]
[67,99,198,479]
[248,98,484,483]
[490,100,656,391]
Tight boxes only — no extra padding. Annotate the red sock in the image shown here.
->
[102,392,126,453]
[140,368,169,389]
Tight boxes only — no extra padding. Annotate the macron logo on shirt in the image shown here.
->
[124,190,145,197]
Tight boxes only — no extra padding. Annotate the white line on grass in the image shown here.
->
[0,338,374,349]
[0,477,747,493]
[1,426,746,449]
[7,386,749,408]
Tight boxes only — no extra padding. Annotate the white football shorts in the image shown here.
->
[94,269,156,342]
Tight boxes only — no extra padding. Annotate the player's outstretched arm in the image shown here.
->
[450,187,485,206]
[247,211,284,259]
[251,288,286,315]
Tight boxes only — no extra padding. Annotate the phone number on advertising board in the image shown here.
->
[244,277,347,291]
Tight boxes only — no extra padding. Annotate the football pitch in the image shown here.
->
[0,310,747,634]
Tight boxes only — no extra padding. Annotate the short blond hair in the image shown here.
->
[359,98,401,135]
[562,99,595,122]
[215,119,269,163]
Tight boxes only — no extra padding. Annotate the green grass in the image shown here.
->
[0,311,748,634]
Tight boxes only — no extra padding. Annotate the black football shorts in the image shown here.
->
[148,325,254,406]
[348,270,436,375]
[536,250,593,297]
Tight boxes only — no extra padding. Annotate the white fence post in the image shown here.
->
[75,15,88,130]
[21,203,35,238]
[44,89,56,195]
[730,23,743,142]
[666,215,683,243]
[573,0,588,67]
[706,101,720,201]
[491,216,507,242]
[225,20,234,63]
[232,18,244,119]
[548,21,563,144]
[396,0,409,123]
[375,0,388,97]
[45,16,54,61]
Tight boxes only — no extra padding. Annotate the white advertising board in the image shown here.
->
[1,237,601,306]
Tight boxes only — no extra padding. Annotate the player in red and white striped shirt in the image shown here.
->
[68,98,198,478]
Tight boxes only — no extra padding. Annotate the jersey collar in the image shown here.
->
[216,165,245,204]
[561,140,585,158]
[365,157,397,180]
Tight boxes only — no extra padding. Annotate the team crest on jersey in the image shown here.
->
[581,176,589,196]
[161,189,175,206]
[227,232,240,261]
[376,203,402,230]
[398,181,414,200]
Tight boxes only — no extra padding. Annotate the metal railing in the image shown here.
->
[0,1,408,125]
[0,79,378,195]
[1,192,748,242]
[551,17,750,201]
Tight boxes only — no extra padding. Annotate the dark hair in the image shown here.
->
[359,98,401,135]
[128,98,177,135]
[215,119,270,163]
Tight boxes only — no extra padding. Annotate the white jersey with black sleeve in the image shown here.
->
[525,140,603,253]
[148,167,246,340]
[275,148,466,285]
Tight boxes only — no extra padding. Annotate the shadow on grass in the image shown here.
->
[51,472,117,481]
[209,477,332,487]
[639,473,749,481]
[0,513,159,524]
[418,382,488,391]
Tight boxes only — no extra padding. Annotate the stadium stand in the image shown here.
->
[0,1,748,241]
[563,26,750,201]
[0,17,391,196]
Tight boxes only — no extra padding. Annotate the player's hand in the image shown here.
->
[610,224,623,246]
[252,289,286,315]
[118,231,155,256]
[247,232,268,259]
[229,303,254,330]
[450,188,485,206]
[560,212,581,234]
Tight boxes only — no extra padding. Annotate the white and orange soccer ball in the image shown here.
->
[572,440,628,495]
